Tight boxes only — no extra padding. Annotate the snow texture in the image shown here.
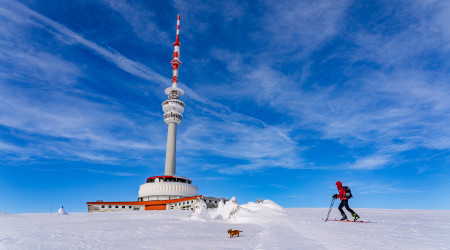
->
[0,203,449,249]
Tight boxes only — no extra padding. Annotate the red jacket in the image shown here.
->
[336,181,348,201]
[337,186,348,201]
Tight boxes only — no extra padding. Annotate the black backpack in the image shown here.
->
[343,186,353,199]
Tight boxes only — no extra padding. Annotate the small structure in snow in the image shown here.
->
[57,206,68,215]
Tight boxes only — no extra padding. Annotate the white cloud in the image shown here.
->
[102,0,170,44]
[0,1,167,86]
[261,0,351,59]
[349,154,390,170]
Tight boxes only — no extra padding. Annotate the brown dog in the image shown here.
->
[228,229,243,238]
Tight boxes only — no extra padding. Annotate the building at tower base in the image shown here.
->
[87,195,224,212]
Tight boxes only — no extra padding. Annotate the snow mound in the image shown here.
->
[187,198,211,222]
[210,197,240,221]
[0,211,10,216]
[242,199,285,213]
[208,198,286,224]
[232,199,286,224]
[57,207,68,215]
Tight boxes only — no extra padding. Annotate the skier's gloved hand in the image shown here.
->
[332,194,338,199]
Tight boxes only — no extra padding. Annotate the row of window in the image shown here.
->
[101,205,135,209]
[164,112,183,120]
[162,99,185,108]
[147,178,192,184]
[172,199,218,206]
[174,200,192,206]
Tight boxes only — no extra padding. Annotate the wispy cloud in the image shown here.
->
[102,0,170,44]
[261,0,351,59]
[350,180,423,195]
[81,168,137,176]
[1,1,167,85]
[348,154,391,170]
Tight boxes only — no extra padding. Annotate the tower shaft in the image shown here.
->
[164,123,177,176]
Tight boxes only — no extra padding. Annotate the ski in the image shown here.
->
[322,218,376,223]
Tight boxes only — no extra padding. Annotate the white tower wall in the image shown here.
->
[164,122,177,176]
[139,182,198,200]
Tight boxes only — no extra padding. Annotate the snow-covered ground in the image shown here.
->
[1,200,449,249]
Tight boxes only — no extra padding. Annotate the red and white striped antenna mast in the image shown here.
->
[170,14,182,89]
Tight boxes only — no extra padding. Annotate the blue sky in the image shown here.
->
[1,0,449,213]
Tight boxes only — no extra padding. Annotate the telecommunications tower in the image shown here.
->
[86,16,227,210]
[162,14,185,176]
[136,14,198,202]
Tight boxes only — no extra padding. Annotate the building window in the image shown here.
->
[101,205,105,208]
[108,205,112,208]
[129,206,132,209]
[122,206,125,208]
[115,206,119,208]
[183,202,185,205]
[215,201,217,203]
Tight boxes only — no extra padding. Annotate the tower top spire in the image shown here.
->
[174,14,180,46]
[168,14,182,92]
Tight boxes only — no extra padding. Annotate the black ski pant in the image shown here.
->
[338,199,356,218]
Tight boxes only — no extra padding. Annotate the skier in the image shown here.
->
[333,181,360,221]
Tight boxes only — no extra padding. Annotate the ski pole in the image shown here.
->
[324,198,335,222]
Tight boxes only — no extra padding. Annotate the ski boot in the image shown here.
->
[340,214,348,221]
[353,213,360,221]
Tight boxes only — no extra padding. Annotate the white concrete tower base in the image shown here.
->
[139,181,198,201]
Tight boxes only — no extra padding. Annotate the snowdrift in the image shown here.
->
[232,199,286,224]
[209,196,240,221]
[187,198,211,222]
[200,197,287,224]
